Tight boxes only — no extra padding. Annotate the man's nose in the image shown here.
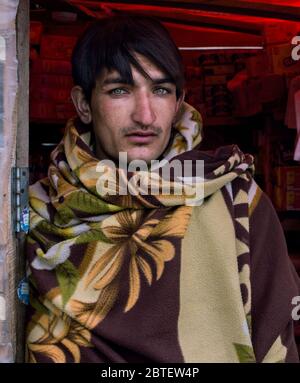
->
[131,92,156,127]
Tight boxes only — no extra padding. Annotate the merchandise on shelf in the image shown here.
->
[203,64,235,76]
[31,58,72,75]
[30,21,44,45]
[245,53,269,78]
[267,43,300,76]
[40,34,78,60]
[274,166,300,190]
[30,74,73,89]
[30,101,75,121]
[204,75,228,86]
[262,22,299,45]
[30,87,72,103]
[273,137,297,166]
[274,187,300,211]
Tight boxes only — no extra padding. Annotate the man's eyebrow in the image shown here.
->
[151,77,175,85]
[102,76,132,86]
[101,76,175,86]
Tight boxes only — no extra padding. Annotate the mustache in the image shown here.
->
[122,126,163,135]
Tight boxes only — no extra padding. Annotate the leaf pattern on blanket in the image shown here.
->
[27,311,92,363]
[56,260,80,307]
[233,343,256,363]
[69,205,192,329]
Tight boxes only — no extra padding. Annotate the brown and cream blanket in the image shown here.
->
[25,103,300,363]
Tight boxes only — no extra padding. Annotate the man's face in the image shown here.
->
[87,55,183,163]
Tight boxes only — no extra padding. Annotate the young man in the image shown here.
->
[26,15,300,363]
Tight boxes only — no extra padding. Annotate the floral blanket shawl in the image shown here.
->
[25,102,300,363]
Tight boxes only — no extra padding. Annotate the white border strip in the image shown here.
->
[179,46,264,50]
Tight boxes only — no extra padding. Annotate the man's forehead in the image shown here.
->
[98,68,173,85]
[97,55,172,86]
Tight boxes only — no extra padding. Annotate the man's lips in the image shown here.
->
[126,131,157,137]
[125,131,157,143]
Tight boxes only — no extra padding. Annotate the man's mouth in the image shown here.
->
[126,130,157,136]
[125,131,157,143]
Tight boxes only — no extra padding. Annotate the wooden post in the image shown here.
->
[0,0,28,362]
[14,0,29,362]
[0,0,29,363]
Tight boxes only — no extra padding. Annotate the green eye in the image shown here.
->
[154,87,170,95]
[111,88,127,95]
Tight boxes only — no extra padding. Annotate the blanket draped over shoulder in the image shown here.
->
[26,102,300,363]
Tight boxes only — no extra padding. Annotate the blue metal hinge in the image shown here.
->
[11,167,29,234]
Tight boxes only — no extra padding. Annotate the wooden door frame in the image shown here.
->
[14,0,29,362]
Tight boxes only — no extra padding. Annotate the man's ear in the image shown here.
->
[71,86,92,124]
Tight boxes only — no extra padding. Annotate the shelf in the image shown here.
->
[204,116,241,126]
[280,217,300,231]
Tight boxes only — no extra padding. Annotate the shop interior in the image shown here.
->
[29,0,300,355]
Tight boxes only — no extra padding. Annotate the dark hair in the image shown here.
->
[71,15,185,102]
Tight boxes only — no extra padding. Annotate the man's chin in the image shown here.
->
[125,148,163,164]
